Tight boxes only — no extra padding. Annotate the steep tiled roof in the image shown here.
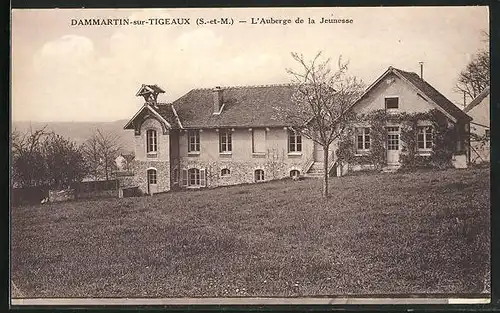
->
[154,103,181,127]
[393,68,472,122]
[464,86,490,113]
[170,84,297,128]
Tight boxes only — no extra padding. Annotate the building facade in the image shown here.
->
[124,67,472,195]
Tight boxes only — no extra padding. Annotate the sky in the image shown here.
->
[12,6,489,122]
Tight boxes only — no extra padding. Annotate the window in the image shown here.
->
[385,97,399,110]
[288,131,302,152]
[252,129,266,153]
[189,168,200,186]
[188,130,200,152]
[221,168,231,177]
[417,126,433,150]
[219,129,232,153]
[356,127,370,152]
[255,169,264,182]
[146,129,157,153]
[485,129,490,138]
[173,167,179,184]
[147,169,157,184]
[182,168,206,187]
[290,169,300,179]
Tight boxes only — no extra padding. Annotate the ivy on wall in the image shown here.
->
[336,109,458,171]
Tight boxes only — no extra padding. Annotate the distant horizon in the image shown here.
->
[12,118,130,123]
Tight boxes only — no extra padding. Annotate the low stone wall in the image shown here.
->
[77,189,118,199]
[49,189,75,203]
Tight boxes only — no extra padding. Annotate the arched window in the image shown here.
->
[221,168,231,177]
[182,168,206,187]
[146,129,157,153]
[147,169,157,184]
[290,169,300,179]
[254,169,264,182]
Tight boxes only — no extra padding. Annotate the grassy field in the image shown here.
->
[11,167,490,298]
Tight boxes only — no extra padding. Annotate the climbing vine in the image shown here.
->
[336,109,458,171]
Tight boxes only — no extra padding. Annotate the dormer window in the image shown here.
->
[146,129,157,153]
[385,97,399,111]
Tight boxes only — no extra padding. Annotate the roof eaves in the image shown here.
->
[391,68,460,123]
[146,105,172,129]
[171,104,184,129]
[124,104,147,129]
[464,86,490,113]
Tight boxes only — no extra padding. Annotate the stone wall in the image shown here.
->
[132,160,171,194]
[178,157,303,188]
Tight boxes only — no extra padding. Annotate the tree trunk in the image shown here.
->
[323,145,329,198]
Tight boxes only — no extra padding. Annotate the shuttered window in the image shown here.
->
[252,129,266,153]
[182,168,207,187]
[182,169,188,186]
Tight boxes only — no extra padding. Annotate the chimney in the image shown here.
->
[419,61,424,80]
[213,86,224,114]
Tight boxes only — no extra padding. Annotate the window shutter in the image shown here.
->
[200,168,206,187]
[182,169,188,186]
[253,129,266,153]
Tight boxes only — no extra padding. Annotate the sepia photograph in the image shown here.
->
[11,6,490,305]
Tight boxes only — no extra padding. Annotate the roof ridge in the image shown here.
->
[392,67,419,77]
[191,83,298,91]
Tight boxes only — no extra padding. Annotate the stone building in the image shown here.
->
[124,66,472,195]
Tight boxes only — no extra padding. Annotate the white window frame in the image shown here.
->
[386,126,400,151]
[288,130,302,153]
[219,129,232,153]
[147,168,157,184]
[146,129,158,154]
[188,130,200,153]
[417,126,433,151]
[182,168,206,188]
[254,169,265,182]
[355,127,371,153]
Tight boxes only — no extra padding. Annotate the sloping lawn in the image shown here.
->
[11,168,490,298]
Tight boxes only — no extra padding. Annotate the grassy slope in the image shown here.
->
[11,168,490,298]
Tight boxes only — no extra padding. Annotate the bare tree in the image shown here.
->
[455,31,489,104]
[277,52,365,197]
[455,50,489,103]
[83,129,122,181]
[11,126,49,188]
